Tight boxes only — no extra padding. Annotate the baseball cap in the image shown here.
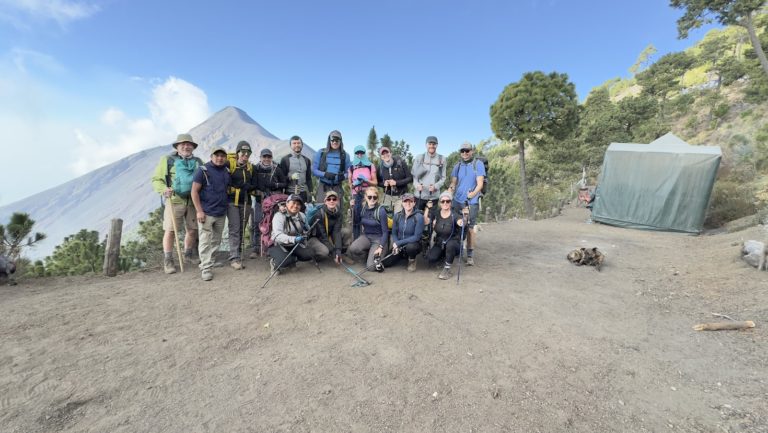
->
[287,194,304,204]
[426,136,438,144]
[459,142,473,151]
[211,147,227,156]
[401,193,415,201]
[235,140,252,153]
[260,148,273,157]
[324,190,339,199]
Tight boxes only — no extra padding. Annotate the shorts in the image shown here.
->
[163,202,198,232]
[452,201,478,228]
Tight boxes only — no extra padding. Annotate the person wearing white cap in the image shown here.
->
[449,142,484,266]
[426,191,467,279]
[191,147,231,281]
[151,133,205,274]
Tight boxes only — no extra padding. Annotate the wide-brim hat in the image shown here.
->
[173,133,198,149]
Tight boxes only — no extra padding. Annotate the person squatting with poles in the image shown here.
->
[348,186,389,272]
[268,194,315,274]
[381,193,424,272]
[151,133,205,274]
[279,136,313,208]
[449,141,485,266]
[250,147,287,258]
[426,191,468,280]
[376,145,412,214]
[191,147,231,281]
[226,140,257,270]
[349,145,378,239]
[306,190,352,265]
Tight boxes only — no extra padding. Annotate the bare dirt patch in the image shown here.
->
[1,208,766,433]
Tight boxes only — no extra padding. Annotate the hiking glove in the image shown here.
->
[356,175,367,181]
[290,173,299,180]
[324,172,336,180]
[352,179,361,187]
[294,235,305,243]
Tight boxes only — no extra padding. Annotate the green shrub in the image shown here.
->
[704,180,757,228]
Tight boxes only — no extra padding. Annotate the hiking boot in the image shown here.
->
[230,260,243,270]
[269,258,280,275]
[212,261,224,268]
[185,254,200,265]
[249,251,260,260]
[407,258,417,272]
[438,267,452,280]
[343,255,356,265]
[466,256,475,266]
[373,255,384,273]
[164,258,177,275]
[201,269,213,281]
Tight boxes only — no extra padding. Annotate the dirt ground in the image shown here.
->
[1,207,766,433]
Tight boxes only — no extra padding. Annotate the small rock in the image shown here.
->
[618,399,624,406]
[670,386,677,391]
[263,323,270,328]
[432,392,438,399]
[467,352,473,357]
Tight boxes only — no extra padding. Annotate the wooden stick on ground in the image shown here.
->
[710,312,735,321]
[693,321,755,331]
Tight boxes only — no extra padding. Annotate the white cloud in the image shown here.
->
[0,0,100,27]
[69,77,211,175]
[10,47,65,74]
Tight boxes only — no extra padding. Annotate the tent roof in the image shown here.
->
[650,132,689,147]
[607,142,721,156]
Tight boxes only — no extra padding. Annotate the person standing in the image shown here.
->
[226,141,256,270]
[376,145,412,214]
[312,130,351,203]
[191,147,231,281]
[279,135,313,204]
[250,148,287,258]
[151,133,204,274]
[411,136,447,211]
[348,145,378,239]
[449,142,485,266]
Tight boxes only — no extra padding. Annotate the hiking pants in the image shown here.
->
[382,241,421,267]
[227,203,251,261]
[251,204,264,254]
[349,235,388,269]
[198,214,226,271]
[426,239,460,266]
[268,243,314,270]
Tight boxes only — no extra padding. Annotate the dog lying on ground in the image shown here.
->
[567,247,605,271]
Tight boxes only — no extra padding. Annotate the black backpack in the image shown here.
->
[473,156,489,195]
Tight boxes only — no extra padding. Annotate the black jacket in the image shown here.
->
[376,157,412,196]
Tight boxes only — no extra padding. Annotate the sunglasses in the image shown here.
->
[440,199,451,204]
[366,195,378,200]
[403,199,414,203]
[261,155,272,159]
[277,202,287,206]
[330,138,341,143]
[381,150,390,154]
[460,149,471,154]
[355,151,365,155]
[325,197,338,202]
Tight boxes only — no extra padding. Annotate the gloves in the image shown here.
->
[294,235,305,243]
[324,172,336,180]
[356,174,367,181]
[352,179,361,187]
[290,173,299,181]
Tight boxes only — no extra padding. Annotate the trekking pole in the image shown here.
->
[167,194,185,273]
[260,218,320,288]
[341,263,370,287]
[353,251,396,278]
[457,204,468,285]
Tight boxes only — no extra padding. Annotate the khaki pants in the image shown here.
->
[381,194,403,214]
[198,214,226,271]
[163,202,197,231]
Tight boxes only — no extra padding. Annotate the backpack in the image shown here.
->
[417,153,445,183]
[166,154,203,199]
[473,156,489,195]
[319,149,347,175]
[259,193,288,252]
[372,204,393,230]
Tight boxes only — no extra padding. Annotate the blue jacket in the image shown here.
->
[359,205,389,246]
[193,162,231,217]
[392,210,424,246]
[312,149,351,186]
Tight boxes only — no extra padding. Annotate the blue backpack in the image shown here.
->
[166,154,203,199]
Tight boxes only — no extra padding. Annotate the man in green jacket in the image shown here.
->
[151,133,204,274]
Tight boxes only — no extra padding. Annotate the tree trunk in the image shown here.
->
[518,139,533,218]
[743,14,768,78]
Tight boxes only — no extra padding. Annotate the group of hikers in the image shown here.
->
[150,130,486,282]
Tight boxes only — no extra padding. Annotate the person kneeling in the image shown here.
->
[268,194,314,274]
[348,186,389,272]
[382,193,423,271]
[426,191,467,280]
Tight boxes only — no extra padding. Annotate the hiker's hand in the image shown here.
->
[457,218,464,227]
[429,184,436,193]
[392,244,399,255]
[324,172,336,180]
[426,200,434,208]
[196,211,206,223]
[357,175,367,182]
[375,245,383,254]
[353,179,361,187]
[334,254,342,265]
[294,235,304,243]
[290,173,300,180]
[164,187,174,198]
[468,191,476,199]
[416,184,423,192]
[462,206,470,216]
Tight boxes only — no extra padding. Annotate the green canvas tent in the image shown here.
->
[591,133,721,234]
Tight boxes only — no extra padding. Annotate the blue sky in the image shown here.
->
[0,0,714,206]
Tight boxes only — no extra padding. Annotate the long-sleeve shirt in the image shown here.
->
[359,205,389,246]
[392,210,424,246]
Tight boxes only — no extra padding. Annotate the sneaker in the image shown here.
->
[269,258,280,275]
[466,256,475,266]
[407,258,417,272]
[373,255,384,273]
[438,267,452,280]
[230,260,243,270]
[201,269,213,281]
[164,258,177,275]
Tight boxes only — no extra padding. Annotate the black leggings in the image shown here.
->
[426,239,461,266]
[382,241,422,267]
[268,244,314,269]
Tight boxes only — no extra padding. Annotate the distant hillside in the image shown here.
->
[0,106,316,259]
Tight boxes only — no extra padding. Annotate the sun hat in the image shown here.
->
[173,133,198,149]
